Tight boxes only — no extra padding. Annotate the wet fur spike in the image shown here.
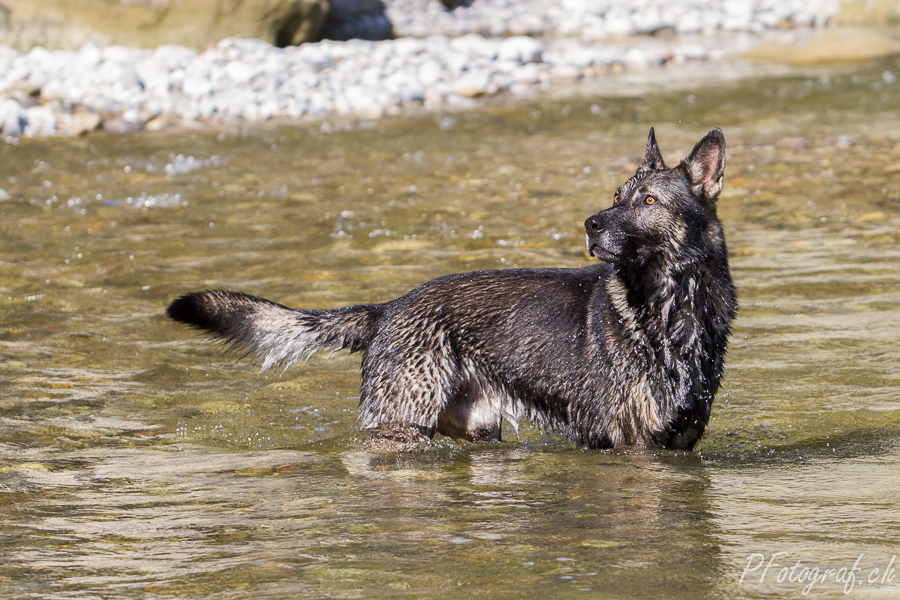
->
[168,128,737,451]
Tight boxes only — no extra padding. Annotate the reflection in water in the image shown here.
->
[1,57,900,598]
[2,446,724,598]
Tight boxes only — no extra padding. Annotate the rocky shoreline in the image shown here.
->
[0,0,861,137]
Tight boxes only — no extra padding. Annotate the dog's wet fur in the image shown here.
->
[168,128,737,450]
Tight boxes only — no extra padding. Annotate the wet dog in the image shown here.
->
[167,128,737,450]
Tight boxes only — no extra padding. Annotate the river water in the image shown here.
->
[2,58,899,599]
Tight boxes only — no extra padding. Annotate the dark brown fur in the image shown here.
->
[168,128,737,450]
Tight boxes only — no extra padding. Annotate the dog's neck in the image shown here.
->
[603,257,735,448]
[606,257,730,351]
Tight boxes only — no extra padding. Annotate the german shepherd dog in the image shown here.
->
[168,128,737,450]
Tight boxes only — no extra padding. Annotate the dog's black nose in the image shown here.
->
[585,215,603,233]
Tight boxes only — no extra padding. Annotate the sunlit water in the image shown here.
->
[2,58,900,599]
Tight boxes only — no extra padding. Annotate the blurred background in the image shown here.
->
[1,0,899,134]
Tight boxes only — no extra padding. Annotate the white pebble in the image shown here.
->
[498,36,543,64]
[0,99,28,136]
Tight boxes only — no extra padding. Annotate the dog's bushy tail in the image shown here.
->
[167,290,379,370]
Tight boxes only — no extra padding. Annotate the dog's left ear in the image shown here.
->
[641,127,667,171]
[683,128,726,200]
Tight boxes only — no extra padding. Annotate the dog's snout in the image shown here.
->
[585,214,603,233]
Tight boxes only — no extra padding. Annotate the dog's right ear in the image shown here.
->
[640,127,667,171]
[683,128,726,201]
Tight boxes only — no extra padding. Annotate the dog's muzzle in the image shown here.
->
[585,212,611,260]
[585,210,627,264]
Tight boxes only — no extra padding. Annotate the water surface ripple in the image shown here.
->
[2,60,899,599]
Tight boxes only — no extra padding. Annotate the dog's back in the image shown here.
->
[168,128,737,450]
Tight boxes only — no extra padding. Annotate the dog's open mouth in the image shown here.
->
[586,240,619,263]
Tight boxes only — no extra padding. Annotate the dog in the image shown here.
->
[167,128,737,450]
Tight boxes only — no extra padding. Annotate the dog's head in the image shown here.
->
[585,128,726,269]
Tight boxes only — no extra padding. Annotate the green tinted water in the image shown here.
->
[1,59,900,599]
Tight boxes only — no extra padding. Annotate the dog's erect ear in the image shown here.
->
[640,127,667,171]
[682,128,726,200]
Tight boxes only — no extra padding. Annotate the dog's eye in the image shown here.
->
[613,193,619,204]
[645,196,657,205]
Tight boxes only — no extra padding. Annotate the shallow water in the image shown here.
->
[2,58,900,599]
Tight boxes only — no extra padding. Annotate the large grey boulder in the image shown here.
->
[0,0,330,52]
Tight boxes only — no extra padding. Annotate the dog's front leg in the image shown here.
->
[366,422,435,450]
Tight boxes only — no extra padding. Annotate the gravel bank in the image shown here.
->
[0,0,843,137]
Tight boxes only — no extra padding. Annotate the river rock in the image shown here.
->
[450,33,499,59]
[497,36,543,63]
[453,69,492,96]
[23,104,56,136]
[319,0,393,41]
[57,110,102,136]
[0,98,27,135]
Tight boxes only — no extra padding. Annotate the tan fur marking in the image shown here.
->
[604,274,666,445]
